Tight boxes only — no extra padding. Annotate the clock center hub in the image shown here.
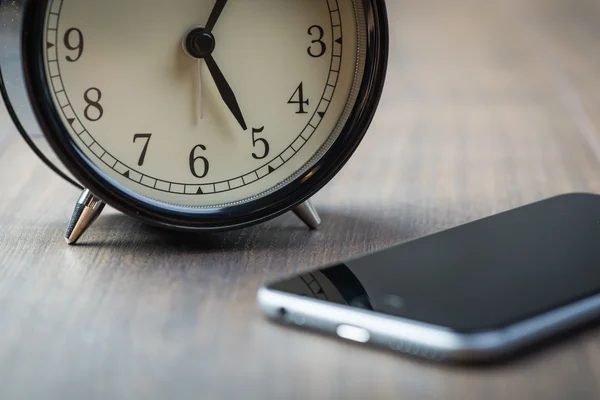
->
[183,26,216,59]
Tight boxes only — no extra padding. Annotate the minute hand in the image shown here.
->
[205,0,228,32]
[205,55,247,131]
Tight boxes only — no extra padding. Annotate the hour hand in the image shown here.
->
[205,55,247,131]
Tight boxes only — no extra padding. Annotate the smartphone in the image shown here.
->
[258,193,600,363]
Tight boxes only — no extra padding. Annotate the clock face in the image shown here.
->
[41,0,367,208]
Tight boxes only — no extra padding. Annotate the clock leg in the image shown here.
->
[65,189,106,245]
[293,199,321,230]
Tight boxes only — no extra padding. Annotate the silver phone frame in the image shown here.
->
[258,284,600,362]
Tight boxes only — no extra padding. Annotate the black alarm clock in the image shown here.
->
[0,0,388,244]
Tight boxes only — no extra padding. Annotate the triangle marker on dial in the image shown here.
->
[197,187,204,195]
[122,171,130,179]
[336,37,343,45]
[318,112,325,119]
[67,118,75,125]
[268,166,276,174]
[47,42,55,49]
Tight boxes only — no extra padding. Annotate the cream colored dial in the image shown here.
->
[43,0,365,207]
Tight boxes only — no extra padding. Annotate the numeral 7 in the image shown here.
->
[133,133,152,167]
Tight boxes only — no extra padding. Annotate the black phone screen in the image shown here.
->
[269,193,600,333]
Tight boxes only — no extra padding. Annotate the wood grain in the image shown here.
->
[1,0,600,399]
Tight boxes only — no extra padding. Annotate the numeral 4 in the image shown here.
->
[288,82,309,114]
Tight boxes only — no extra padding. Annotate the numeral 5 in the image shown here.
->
[252,127,270,160]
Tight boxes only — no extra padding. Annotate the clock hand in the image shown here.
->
[205,0,228,33]
[183,2,245,129]
[205,55,247,131]
[198,59,204,120]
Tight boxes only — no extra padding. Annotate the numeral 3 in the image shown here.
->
[307,25,326,58]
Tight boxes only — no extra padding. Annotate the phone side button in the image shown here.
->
[292,314,306,326]
[336,325,371,343]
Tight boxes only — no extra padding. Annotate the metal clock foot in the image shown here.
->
[65,189,106,245]
[293,199,322,230]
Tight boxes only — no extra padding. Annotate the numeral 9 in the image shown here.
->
[64,28,84,62]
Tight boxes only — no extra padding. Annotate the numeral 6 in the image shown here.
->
[189,144,210,179]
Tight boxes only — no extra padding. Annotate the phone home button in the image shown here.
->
[336,325,370,343]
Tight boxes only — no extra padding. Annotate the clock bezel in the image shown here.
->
[21,0,389,232]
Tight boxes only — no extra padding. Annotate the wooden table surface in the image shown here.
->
[2,0,600,398]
